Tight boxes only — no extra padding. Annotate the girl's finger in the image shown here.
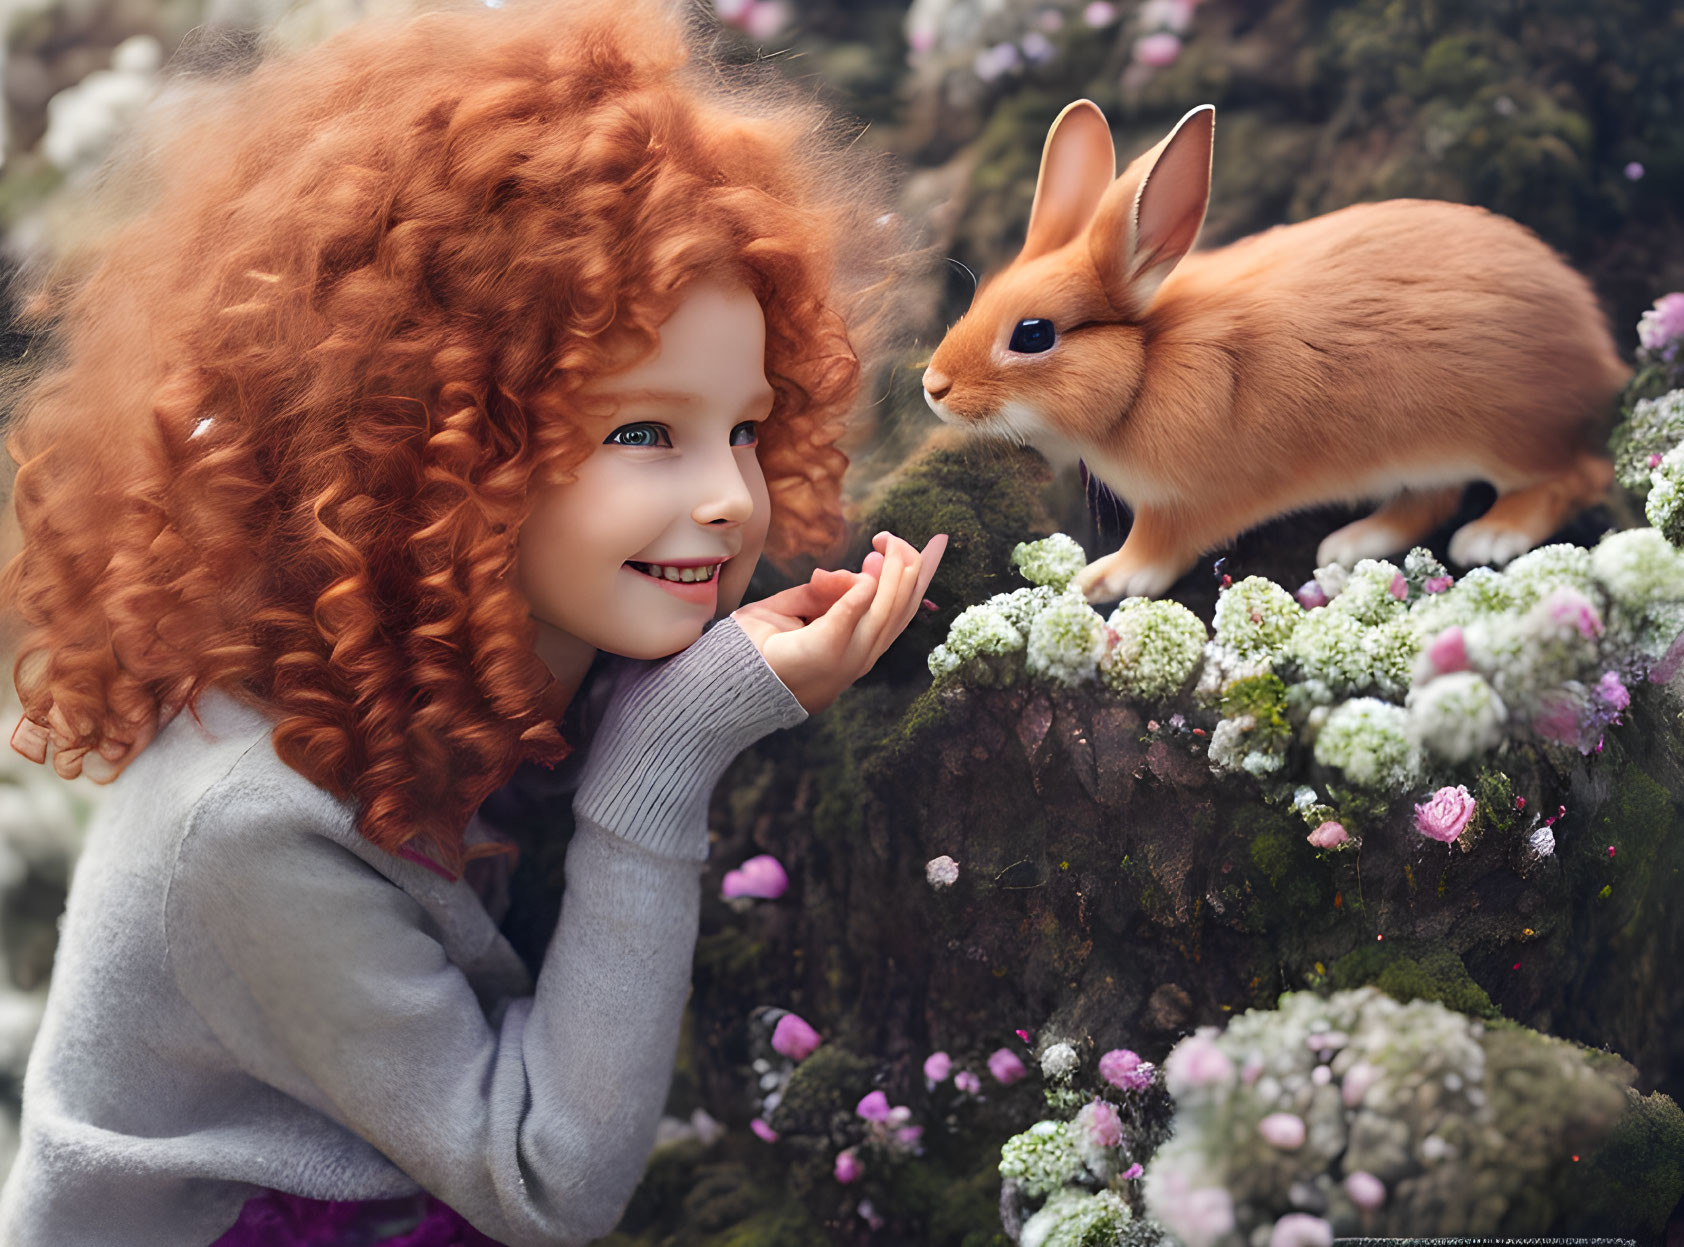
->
[803,564,880,652]
[851,535,914,662]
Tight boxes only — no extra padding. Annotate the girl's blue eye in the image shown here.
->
[731,421,760,447]
[605,422,669,448]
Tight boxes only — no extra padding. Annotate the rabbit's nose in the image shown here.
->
[923,367,952,402]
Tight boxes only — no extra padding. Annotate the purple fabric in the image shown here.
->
[213,1190,508,1246]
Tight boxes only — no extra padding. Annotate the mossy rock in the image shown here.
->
[1330,941,1501,1019]
[765,1045,877,1135]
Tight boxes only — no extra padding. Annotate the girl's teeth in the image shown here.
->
[635,562,716,583]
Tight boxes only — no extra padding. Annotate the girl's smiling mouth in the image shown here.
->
[623,558,729,603]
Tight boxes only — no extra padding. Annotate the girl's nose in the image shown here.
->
[691,450,756,527]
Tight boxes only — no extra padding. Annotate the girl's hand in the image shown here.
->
[732,532,947,715]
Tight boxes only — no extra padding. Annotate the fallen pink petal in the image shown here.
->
[771,1012,822,1061]
[988,1047,1027,1084]
[1307,821,1348,849]
[923,1051,952,1082]
[856,1089,891,1122]
[749,1117,778,1143]
[721,853,789,900]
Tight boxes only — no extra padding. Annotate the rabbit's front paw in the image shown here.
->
[1448,520,1534,569]
[1073,553,1181,604]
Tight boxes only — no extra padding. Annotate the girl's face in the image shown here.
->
[516,279,773,679]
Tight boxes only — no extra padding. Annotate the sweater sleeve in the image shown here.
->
[572,615,808,859]
[163,618,806,1246]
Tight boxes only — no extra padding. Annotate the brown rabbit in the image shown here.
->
[922,101,1629,602]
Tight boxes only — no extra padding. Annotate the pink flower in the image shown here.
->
[1388,572,1407,600]
[1345,1170,1386,1210]
[1258,1112,1306,1149]
[1546,588,1603,640]
[1415,784,1476,844]
[771,1013,821,1061]
[856,1090,891,1122]
[1295,580,1328,610]
[1651,453,1665,469]
[1098,1047,1153,1090]
[925,855,960,889]
[988,1048,1027,1084]
[1306,820,1348,849]
[857,1199,884,1231]
[923,1051,952,1083]
[1342,1060,1381,1107]
[750,1117,779,1142]
[1122,1162,1144,1180]
[1074,1099,1123,1149]
[1084,1,1119,26]
[1426,626,1469,675]
[1424,575,1453,594]
[722,853,788,900]
[1133,32,1182,66]
[954,1069,982,1094]
[1626,161,1645,180]
[1638,293,1684,355]
[1164,1029,1234,1095]
[834,1148,862,1183]
[1599,670,1631,711]
[895,1125,924,1147]
[1270,1213,1333,1247]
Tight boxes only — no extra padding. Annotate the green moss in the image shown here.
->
[765,1044,876,1135]
[1220,674,1293,756]
[1473,768,1517,837]
[1568,1089,1684,1238]
[696,1200,829,1247]
[889,1152,1014,1247]
[694,929,768,983]
[1329,942,1499,1019]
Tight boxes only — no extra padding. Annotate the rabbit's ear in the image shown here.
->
[1022,100,1116,261]
[1088,105,1214,315]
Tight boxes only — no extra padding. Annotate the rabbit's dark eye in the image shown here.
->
[1009,319,1056,354]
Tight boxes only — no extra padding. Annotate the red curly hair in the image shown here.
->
[0,0,910,875]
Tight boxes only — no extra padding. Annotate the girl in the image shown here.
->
[0,1,941,1243]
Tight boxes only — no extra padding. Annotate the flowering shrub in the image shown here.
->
[1142,988,1644,1244]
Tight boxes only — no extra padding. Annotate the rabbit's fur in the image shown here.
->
[923,101,1629,602]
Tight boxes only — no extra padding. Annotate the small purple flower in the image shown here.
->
[1415,784,1476,844]
[856,1090,891,1122]
[1270,1213,1333,1247]
[1546,587,1603,640]
[1122,1162,1144,1180]
[1345,1170,1386,1210]
[1426,626,1469,675]
[1133,31,1182,67]
[1388,572,1407,600]
[1258,1112,1306,1149]
[834,1148,862,1183]
[1651,453,1665,469]
[925,855,960,889]
[1598,670,1631,711]
[923,1051,952,1083]
[1638,293,1684,358]
[988,1048,1027,1084]
[722,853,788,900]
[1084,0,1118,26]
[954,1069,982,1094]
[895,1124,924,1147]
[1424,574,1454,594]
[1074,1099,1123,1149]
[1306,821,1348,850]
[771,1013,821,1061]
[1295,580,1328,610]
[1098,1047,1153,1091]
[1626,161,1646,181]
[750,1117,779,1142]
[1164,1029,1234,1095]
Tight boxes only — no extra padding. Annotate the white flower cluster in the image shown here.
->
[999,1119,1089,1200]
[1012,533,1089,591]
[1404,672,1508,764]
[1211,576,1303,662]
[1611,389,1684,497]
[929,536,1206,694]
[1647,442,1684,548]
[1100,598,1208,700]
[1143,988,1636,1246]
[1311,698,1420,789]
[1020,1188,1135,1247]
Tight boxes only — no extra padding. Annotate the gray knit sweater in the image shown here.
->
[0,618,805,1246]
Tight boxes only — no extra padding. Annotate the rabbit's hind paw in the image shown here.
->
[1073,553,1181,604]
[1448,520,1534,569]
